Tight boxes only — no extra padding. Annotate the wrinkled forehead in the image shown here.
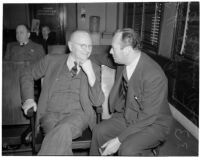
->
[71,32,92,45]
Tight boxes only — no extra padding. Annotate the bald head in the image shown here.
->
[69,30,92,44]
[68,30,92,63]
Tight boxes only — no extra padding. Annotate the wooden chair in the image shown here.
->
[26,106,102,155]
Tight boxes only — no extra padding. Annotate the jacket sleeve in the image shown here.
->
[118,73,168,142]
[90,53,117,69]
[88,63,105,107]
[20,55,49,102]
[36,44,46,59]
[4,43,11,60]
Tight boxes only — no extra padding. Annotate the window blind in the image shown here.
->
[124,2,164,53]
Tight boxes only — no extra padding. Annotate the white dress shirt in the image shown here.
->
[125,53,141,81]
[67,54,81,74]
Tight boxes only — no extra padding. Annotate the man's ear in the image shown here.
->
[68,41,72,52]
[123,46,132,56]
[27,32,31,39]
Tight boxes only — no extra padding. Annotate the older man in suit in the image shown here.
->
[4,24,45,64]
[90,28,173,156]
[20,30,104,155]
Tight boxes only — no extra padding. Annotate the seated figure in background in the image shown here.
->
[20,30,104,155]
[4,24,45,64]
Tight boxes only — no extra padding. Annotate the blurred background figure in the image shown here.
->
[40,25,56,54]
[4,24,45,64]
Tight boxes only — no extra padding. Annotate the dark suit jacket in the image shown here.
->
[20,54,105,132]
[91,52,172,142]
[4,40,45,64]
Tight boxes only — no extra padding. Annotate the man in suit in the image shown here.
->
[20,30,104,155]
[90,28,173,156]
[4,24,45,64]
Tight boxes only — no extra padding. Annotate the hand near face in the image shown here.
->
[100,137,121,156]
[80,59,96,86]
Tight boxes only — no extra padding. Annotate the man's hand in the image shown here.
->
[22,99,37,115]
[101,137,121,156]
[80,59,96,86]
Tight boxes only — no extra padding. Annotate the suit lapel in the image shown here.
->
[126,53,143,106]
[109,66,124,107]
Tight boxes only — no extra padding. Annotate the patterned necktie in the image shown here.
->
[121,68,128,97]
[70,62,78,78]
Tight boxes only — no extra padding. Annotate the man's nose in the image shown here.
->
[109,48,113,54]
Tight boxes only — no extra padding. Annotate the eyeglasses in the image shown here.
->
[71,41,92,51]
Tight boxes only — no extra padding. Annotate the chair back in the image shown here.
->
[3,61,30,125]
[101,65,115,119]
[48,45,66,54]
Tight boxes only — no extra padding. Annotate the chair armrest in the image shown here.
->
[26,107,35,118]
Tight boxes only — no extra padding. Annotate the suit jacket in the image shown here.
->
[20,54,105,132]
[91,52,172,142]
[4,40,45,64]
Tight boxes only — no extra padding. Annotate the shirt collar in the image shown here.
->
[67,54,80,72]
[19,41,29,46]
[126,52,141,80]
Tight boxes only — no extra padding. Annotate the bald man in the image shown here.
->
[20,30,104,155]
[4,24,45,64]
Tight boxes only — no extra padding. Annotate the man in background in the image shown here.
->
[4,24,45,64]
[40,25,56,54]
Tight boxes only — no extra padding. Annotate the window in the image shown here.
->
[124,2,164,54]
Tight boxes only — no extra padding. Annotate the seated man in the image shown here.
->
[4,24,45,64]
[90,28,173,156]
[20,30,104,155]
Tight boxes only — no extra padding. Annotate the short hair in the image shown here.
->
[16,24,30,33]
[116,28,141,50]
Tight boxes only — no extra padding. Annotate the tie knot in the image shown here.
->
[71,61,78,77]
[123,68,128,82]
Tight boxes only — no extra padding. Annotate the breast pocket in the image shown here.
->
[129,93,143,112]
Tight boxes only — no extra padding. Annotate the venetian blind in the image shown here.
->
[124,2,164,53]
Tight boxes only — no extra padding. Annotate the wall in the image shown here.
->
[77,3,106,32]
[3,4,30,29]
[77,3,121,45]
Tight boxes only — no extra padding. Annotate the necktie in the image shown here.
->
[70,62,78,78]
[121,68,128,97]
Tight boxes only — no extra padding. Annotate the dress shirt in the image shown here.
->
[19,41,28,46]
[67,54,81,74]
[126,53,141,81]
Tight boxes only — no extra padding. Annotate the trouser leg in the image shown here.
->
[38,111,88,155]
[90,114,126,155]
[118,125,168,156]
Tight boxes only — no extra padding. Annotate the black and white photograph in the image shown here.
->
[2,1,199,156]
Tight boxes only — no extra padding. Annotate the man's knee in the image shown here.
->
[118,142,137,156]
[93,123,109,138]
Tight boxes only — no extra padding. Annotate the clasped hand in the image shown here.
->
[22,99,37,115]
[100,137,121,156]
